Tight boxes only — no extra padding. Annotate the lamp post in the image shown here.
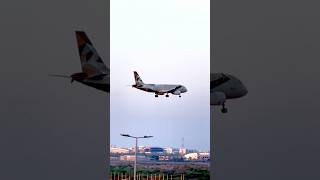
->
[120,134,153,180]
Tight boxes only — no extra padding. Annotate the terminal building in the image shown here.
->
[144,147,164,155]
[184,152,210,161]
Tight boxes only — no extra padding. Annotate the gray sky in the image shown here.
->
[212,0,320,179]
[111,0,210,150]
[0,0,109,179]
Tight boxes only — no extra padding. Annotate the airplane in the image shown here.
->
[132,71,188,97]
[50,31,110,92]
[211,73,248,113]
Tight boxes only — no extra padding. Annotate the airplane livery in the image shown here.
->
[210,73,248,113]
[132,71,187,97]
[51,31,110,92]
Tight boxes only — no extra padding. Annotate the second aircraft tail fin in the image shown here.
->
[75,31,109,78]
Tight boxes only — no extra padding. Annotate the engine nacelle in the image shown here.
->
[172,90,181,95]
[211,91,226,105]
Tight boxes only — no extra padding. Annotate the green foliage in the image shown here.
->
[185,168,210,180]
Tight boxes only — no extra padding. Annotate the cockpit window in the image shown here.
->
[211,75,230,88]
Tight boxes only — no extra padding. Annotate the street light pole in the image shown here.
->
[120,134,153,180]
[134,137,137,180]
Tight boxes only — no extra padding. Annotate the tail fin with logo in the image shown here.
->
[134,71,144,85]
[75,31,109,78]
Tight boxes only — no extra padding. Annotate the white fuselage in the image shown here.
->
[133,83,187,96]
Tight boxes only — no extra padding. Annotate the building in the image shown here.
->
[198,152,210,161]
[164,147,173,154]
[184,153,198,160]
[120,155,150,161]
[144,147,164,155]
[179,147,187,155]
[184,152,210,161]
[110,146,130,154]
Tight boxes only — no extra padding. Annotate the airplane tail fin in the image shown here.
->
[133,71,144,85]
[75,31,109,78]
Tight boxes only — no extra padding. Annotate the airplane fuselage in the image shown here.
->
[133,84,187,95]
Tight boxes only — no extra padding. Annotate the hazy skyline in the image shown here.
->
[110,0,210,150]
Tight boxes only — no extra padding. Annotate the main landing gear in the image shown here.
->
[221,103,228,113]
[154,94,181,98]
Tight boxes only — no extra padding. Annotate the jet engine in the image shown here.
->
[210,91,226,105]
[172,90,181,95]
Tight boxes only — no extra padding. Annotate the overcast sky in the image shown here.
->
[110,0,210,150]
[212,1,320,179]
[0,0,109,179]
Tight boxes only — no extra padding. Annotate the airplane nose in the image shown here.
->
[242,85,248,96]
[182,86,187,93]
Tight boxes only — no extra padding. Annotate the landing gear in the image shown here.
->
[221,108,228,113]
[155,94,159,97]
[221,103,228,113]
[179,95,181,97]
[165,94,169,97]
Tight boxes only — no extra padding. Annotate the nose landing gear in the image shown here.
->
[221,103,228,113]
[155,94,159,97]
[165,94,169,97]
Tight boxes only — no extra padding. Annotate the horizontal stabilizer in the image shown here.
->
[48,74,71,78]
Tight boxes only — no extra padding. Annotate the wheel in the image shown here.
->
[165,94,169,97]
[155,94,158,97]
[179,95,181,97]
[221,108,228,113]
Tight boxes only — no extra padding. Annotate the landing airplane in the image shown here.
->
[50,31,110,92]
[211,73,248,113]
[132,71,187,97]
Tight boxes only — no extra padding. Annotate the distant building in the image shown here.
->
[120,155,150,161]
[172,148,180,154]
[164,147,173,154]
[159,155,170,161]
[144,147,164,155]
[110,156,119,161]
[184,153,198,160]
[179,148,187,155]
[198,152,210,161]
[184,152,210,161]
[138,146,146,153]
[110,147,130,154]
